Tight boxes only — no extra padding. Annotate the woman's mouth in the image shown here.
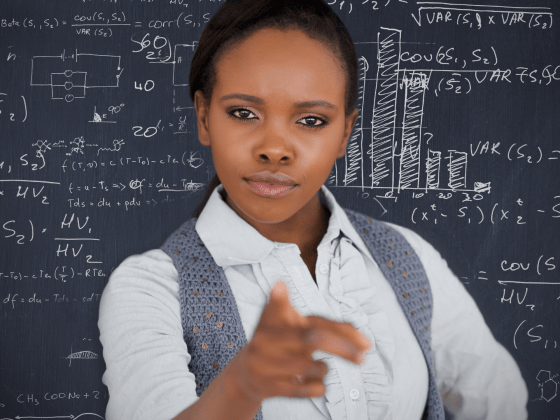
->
[245,180,297,198]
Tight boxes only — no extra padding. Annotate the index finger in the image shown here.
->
[262,281,307,328]
[303,316,371,363]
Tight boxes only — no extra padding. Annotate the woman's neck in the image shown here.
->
[222,188,331,257]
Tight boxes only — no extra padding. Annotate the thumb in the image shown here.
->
[269,281,289,302]
[268,281,293,311]
[268,281,303,326]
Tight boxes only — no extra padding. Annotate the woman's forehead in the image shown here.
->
[213,28,346,103]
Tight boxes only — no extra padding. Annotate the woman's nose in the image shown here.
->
[254,120,295,164]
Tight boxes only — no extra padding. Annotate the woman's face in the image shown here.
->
[195,28,358,225]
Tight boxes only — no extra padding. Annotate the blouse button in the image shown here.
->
[349,389,360,400]
[319,264,329,274]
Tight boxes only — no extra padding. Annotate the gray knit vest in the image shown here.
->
[160,207,445,420]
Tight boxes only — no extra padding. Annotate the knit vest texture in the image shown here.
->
[160,207,445,420]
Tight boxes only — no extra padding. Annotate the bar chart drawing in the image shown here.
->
[426,149,441,190]
[327,27,490,195]
[344,56,369,188]
[446,151,468,191]
[369,27,401,190]
[398,71,430,192]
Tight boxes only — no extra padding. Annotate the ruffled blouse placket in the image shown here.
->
[330,237,396,420]
[248,230,397,420]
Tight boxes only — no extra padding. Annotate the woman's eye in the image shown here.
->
[230,108,257,120]
[298,116,326,127]
[227,109,327,128]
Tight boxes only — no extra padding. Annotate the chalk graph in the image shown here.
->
[327,27,491,195]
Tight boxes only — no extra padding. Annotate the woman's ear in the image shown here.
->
[337,107,360,159]
[194,90,211,147]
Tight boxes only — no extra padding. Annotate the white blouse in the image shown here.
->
[98,184,528,420]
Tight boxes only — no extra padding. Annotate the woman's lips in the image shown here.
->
[245,180,297,198]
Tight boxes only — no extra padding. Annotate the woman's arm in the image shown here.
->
[98,250,200,420]
[391,224,529,420]
[99,249,260,420]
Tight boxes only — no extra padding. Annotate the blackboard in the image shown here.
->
[1,0,559,418]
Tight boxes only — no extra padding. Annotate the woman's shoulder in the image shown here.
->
[160,217,198,248]
[113,248,177,277]
[377,221,462,298]
[343,206,438,261]
[101,249,179,304]
[382,221,436,260]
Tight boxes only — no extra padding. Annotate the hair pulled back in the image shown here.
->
[191,0,358,218]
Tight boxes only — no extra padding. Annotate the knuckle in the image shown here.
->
[303,365,318,378]
[300,325,316,344]
[290,327,309,352]
[304,360,327,378]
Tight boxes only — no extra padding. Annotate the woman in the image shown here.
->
[98,1,528,419]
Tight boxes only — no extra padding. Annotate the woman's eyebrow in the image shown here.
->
[219,93,263,104]
[219,93,337,110]
[294,100,337,111]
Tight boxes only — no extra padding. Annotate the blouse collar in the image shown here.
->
[195,183,377,268]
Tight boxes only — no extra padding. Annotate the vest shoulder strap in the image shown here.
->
[160,217,264,420]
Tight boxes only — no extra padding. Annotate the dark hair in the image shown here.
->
[191,0,358,218]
